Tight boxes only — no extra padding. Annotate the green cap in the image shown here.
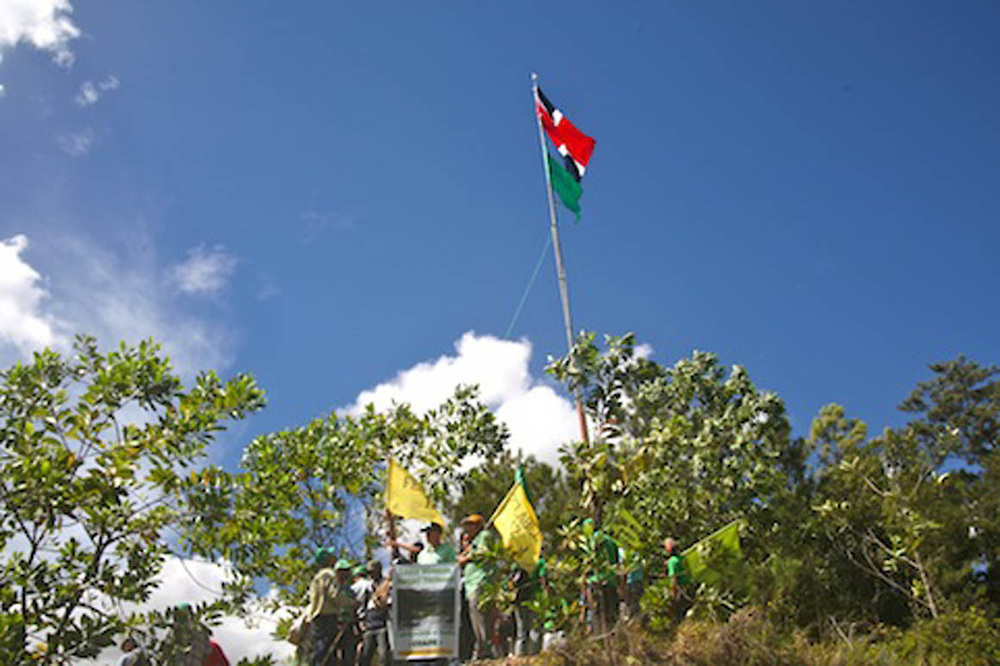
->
[353,564,366,575]
[334,558,353,571]
[314,547,333,565]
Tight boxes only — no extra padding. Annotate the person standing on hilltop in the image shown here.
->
[416,522,456,564]
[663,538,692,622]
[457,514,495,660]
[306,550,360,666]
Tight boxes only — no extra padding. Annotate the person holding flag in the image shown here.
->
[416,522,456,564]
[383,458,444,564]
[489,467,545,656]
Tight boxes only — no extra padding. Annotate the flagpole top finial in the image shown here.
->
[531,72,539,82]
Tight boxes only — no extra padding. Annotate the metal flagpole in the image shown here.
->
[531,72,589,445]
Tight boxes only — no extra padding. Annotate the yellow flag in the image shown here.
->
[489,480,542,571]
[385,458,444,525]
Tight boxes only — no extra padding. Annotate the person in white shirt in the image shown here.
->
[415,523,457,564]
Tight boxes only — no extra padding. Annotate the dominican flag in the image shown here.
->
[535,85,596,181]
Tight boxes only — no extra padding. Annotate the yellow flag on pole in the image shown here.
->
[489,478,542,571]
[385,458,444,525]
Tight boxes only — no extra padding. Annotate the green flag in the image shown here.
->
[682,520,742,585]
[547,153,583,220]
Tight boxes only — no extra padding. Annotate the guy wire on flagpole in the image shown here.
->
[504,229,552,339]
[531,72,589,445]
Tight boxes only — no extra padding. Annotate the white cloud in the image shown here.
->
[80,558,296,665]
[0,234,65,354]
[51,234,237,375]
[348,332,579,465]
[168,245,239,297]
[56,127,94,156]
[0,232,236,376]
[0,0,81,67]
[75,74,119,106]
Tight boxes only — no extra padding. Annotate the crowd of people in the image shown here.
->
[109,524,690,665]
[294,514,694,666]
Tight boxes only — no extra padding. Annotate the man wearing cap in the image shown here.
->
[416,522,456,564]
[457,514,495,660]
[307,549,360,666]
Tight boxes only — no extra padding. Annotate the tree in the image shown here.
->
[546,332,801,633]
[0,336,264,664]
[548,333,794,569]
[814,358,1000,622]
[183,384,509,611]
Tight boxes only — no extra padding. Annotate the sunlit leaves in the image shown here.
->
[0,335,264,664]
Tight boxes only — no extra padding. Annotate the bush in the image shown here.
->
[863,608,1000,666]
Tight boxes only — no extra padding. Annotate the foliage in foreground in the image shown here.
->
[0,336,265,664]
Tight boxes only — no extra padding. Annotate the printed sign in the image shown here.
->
[390,563,461,660]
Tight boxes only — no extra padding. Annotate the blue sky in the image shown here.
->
[3,0,999,659]
[3,0,1000,447]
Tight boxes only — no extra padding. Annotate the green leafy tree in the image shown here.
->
[549,333,793,569]
[547,332,800,632]
[184,384,509,612]
[0,337,264,664]
[815,358,1000,622]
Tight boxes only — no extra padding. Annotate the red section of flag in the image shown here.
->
[535,91,596,174]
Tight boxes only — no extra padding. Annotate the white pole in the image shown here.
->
[531,72,589,445]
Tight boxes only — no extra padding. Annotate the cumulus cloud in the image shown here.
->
[348,332,580,465]
[0,0,81,67]
[168,245,239,297]
[75,74,119,106]
[0,234,65,354]
[56,127,94,156]
[80,558,296,665]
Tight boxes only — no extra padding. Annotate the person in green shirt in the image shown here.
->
[415,522,457,564]
[583,519,620,633]
[663,538,692,622]
[457,514,495,660]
